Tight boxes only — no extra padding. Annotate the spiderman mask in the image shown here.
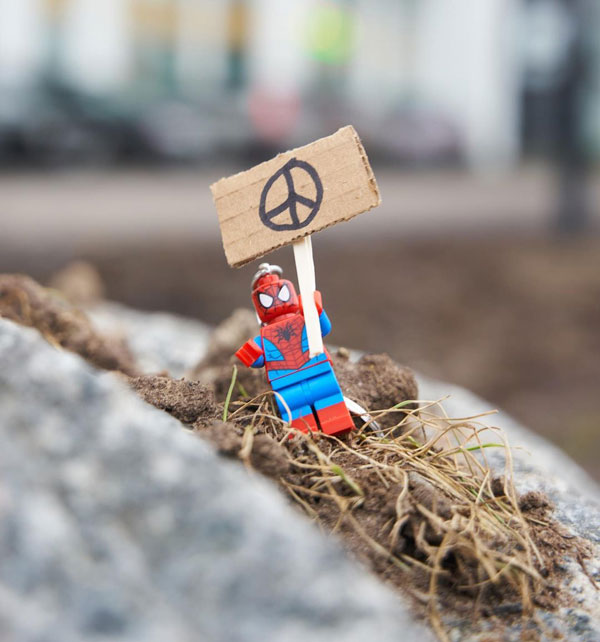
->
[252,273,299,324]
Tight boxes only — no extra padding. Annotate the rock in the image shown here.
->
[90,303,600,640]
[88,301,210,377]
[189,308,269,402]
[418,374,600,504]
[0,318,433,642]
[419,374,600,640]
[191,307,257,371]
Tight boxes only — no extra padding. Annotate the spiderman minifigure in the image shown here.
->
[235,263,355,435]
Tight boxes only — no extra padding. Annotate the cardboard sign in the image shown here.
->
[211,125,381,267]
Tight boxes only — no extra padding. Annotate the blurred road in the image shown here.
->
[3,165,598,252]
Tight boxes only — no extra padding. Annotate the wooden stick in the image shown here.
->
[293,236,323,357]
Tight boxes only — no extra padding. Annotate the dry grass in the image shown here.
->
[220,383,551,641]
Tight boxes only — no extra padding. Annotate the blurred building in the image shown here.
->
[0,0,598,168]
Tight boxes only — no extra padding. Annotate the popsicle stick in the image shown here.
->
[293,236,323,357]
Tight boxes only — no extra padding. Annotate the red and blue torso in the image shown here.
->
[255,310,332,390]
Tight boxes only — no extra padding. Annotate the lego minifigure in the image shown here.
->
[236,263,355,436]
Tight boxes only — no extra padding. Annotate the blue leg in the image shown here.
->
[273,381,318,432]
[307,370,345,407]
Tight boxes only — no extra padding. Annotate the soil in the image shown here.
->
[5,236,595,477]
[0,274,138,376]
[202,422,290,478]
[194,411,588,640]
[190,341,587,635]
[130,375,217,425]
[332,352,419,429]
[0,274,592,640]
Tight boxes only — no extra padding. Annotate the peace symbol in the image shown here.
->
[259,158,324,232]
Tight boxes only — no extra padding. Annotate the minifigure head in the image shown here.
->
[251,263,299,323]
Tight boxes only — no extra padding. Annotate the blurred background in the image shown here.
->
[1,0,599,476]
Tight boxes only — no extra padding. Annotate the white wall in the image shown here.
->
[61,0,133,94]
[348,0,521,167]
[415,0,521,167]
[248,0,312,94]
[0,0,46,84]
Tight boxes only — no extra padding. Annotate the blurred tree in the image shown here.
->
[306,0,355,66]
[306,0,356,131]
[520,0,591,233]
[554,1,589,235]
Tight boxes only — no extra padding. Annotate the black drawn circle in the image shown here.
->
[259,158,324,232]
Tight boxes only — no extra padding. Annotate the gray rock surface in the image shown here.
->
[419,375,600,503]
[0,318,434,642]
[84,303,600,640]
[420,376,600,640]
[88,302,211,377]
[3,302,600,641]
[417,382,600,641]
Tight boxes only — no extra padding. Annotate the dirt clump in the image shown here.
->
[518,490,553,512]
[212,365,267,404]
[130,375,218,425]
[248,433,290,477]
[0,274,138,375]
[49,261,105,306]
[199,421,290,478]
[333,350,419,429]
[406,471,453,520]
[189,378,589,638]
[200,421,243,456]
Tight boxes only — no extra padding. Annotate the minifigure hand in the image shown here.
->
[235,340,263,367]
[299,291,323,315]
[313,290,323,314]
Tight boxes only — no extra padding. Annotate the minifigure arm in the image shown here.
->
[235,336,265,368]
[319,308,332,337]
[299,291,332,337]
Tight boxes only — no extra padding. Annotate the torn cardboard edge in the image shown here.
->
[211,125,381,268]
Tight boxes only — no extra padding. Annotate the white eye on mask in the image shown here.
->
[259,293,274,308]
[278,284,290,302]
